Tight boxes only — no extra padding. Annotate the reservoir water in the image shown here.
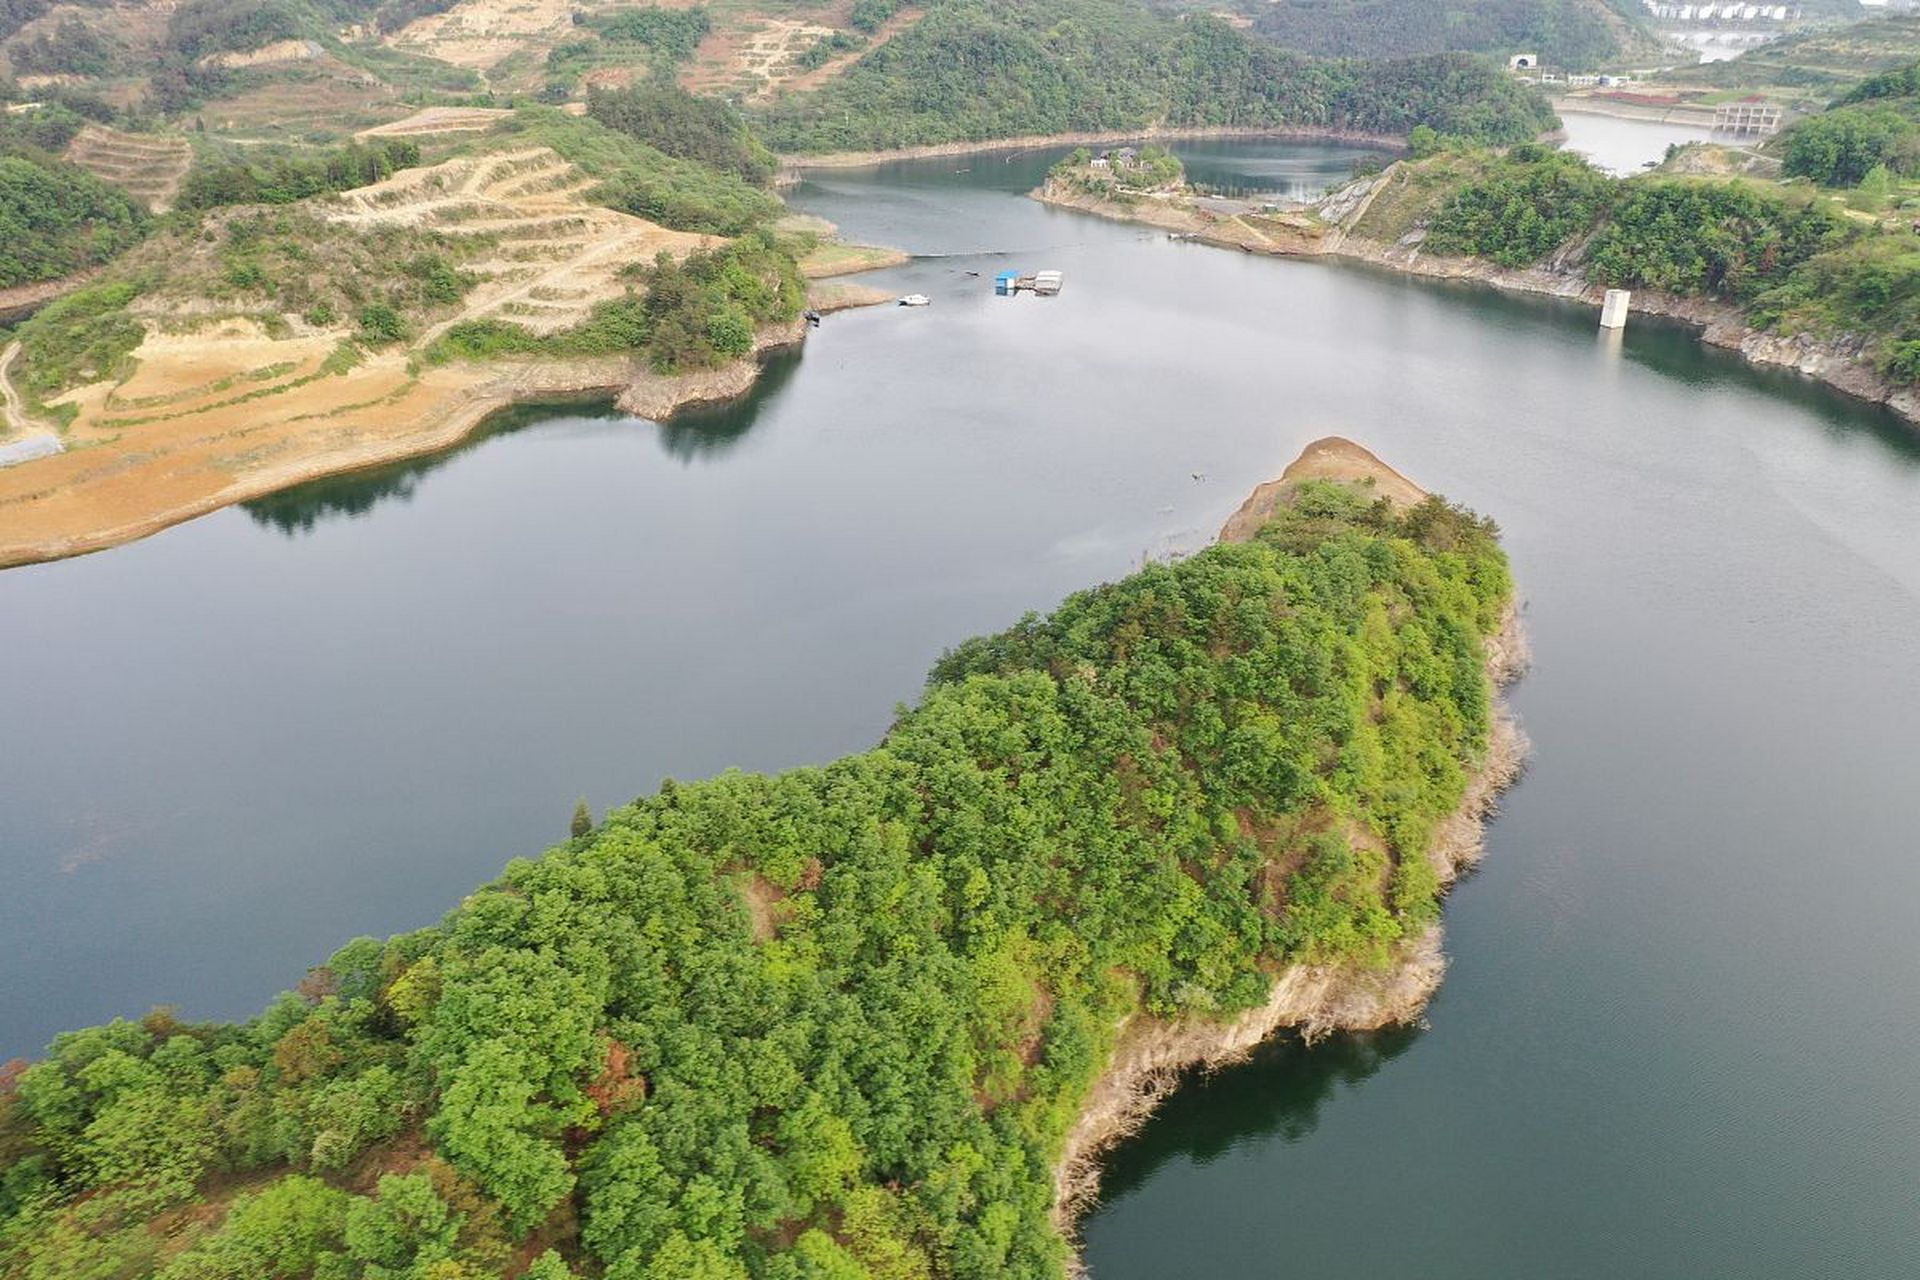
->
[4,141,1919,1276]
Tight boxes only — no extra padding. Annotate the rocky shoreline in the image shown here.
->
[1036,178,1920,432]
[1052,439,1530,1262]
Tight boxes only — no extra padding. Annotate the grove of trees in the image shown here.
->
[754,0,1557,152]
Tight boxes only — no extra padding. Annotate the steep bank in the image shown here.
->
[0,321,805,569]
[1053,437,1530,1252]
[1035,177,1920,432]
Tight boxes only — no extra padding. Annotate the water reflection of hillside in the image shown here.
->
[1089,1026,1421,1207]
[656,348,802,464]
[241,400,617,536]
[242,350,804,534]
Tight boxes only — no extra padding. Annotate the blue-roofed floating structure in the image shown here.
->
[994,270,1019,296]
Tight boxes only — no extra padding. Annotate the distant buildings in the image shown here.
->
[1713,102,1784,135]
[1639,2,1798,19]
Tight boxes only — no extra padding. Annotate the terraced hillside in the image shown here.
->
[61,124,192,212]
[380,0,908,102]
[324,146,710,336]
[356,105,517,138]
[0,142,726,567]
[387,0,584,74]
[680,6,925,102]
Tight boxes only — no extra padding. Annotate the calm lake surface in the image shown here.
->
[5,140,1920,1276]
[1557,109,1716,175]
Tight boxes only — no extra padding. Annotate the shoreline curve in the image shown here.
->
[0,322,807,571]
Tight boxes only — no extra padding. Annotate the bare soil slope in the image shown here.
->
[62,125,192,213]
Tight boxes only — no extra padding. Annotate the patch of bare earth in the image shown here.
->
[356,106,515,139]
[199,38,320,70]
[386,0,647,73]
[680,6,866,101]
[778,6,923,97]
[1218,435,1429,542]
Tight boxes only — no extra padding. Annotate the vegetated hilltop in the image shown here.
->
[755,0,1558,152]
[0,458,1517,1280]
[0,100,813,567]
[1150,0,1661,71]
[0,0,910,137]
[0,0,485,138]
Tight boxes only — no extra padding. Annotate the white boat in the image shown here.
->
[1032,270,1064,296]
[898,294,931,307]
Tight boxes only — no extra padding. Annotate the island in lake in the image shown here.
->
[0,439,1521,1278]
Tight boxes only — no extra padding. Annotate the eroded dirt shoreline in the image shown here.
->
[0,322,807,569]
[1053,438,1529,1261]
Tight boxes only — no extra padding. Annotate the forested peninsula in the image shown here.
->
[1039,66,1920,432]
[0,441,1522,1280]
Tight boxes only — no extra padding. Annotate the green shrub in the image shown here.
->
[357,300,409,346]
[493,108,779,236]
[14,280,147,405]
[1424,147,1614,267]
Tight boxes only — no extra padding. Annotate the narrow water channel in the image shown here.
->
[2,136,1916,1276]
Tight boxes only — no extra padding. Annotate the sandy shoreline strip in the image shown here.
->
[781,124,1406,171]
[1052,438,1529,1262]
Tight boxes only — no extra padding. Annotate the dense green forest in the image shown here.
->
[754,0,1557,151]
[0,483,1512,1279]
[1778,67,1920,188]
[587,85,778,188]
[487,108,781,237]
[0,108,147,289]
[1400,130,1920,384]
[176,140,425,212]
[1422,147,1850,297]
[1162,0,1650,70]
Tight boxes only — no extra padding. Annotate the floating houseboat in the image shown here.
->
[993,270,1065,297]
